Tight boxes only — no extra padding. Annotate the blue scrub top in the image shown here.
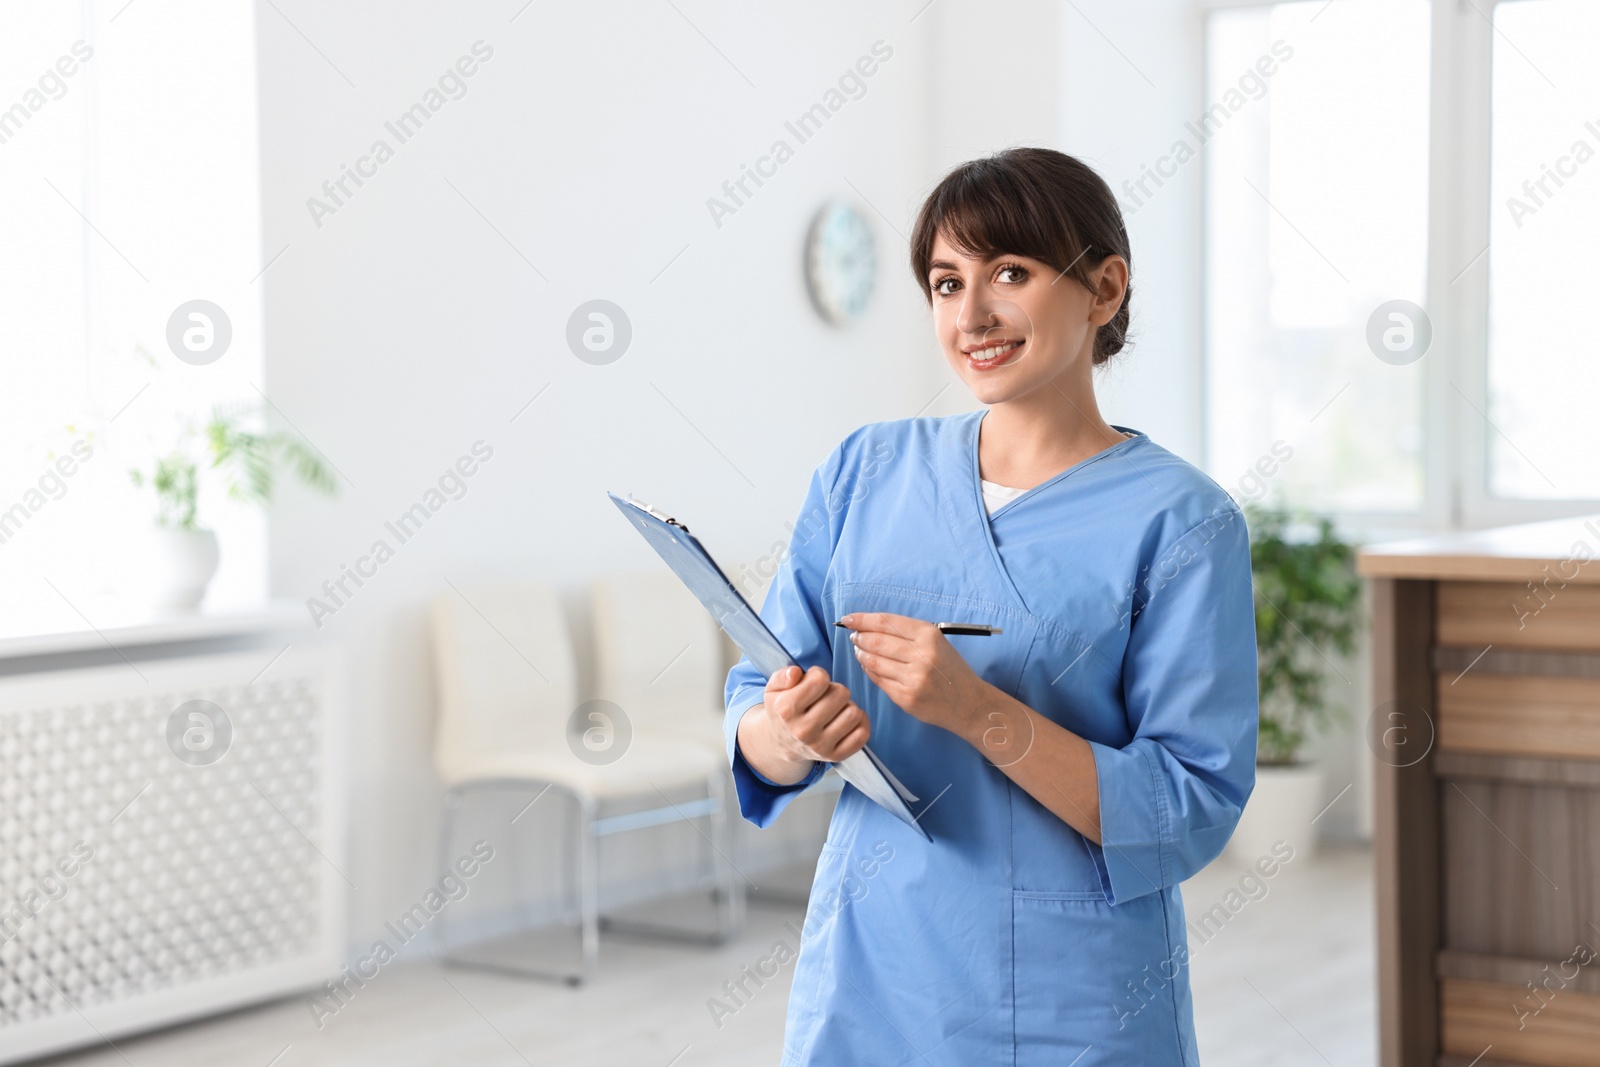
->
[723,409,1259,1066]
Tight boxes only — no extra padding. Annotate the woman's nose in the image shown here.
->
[956,289,999,336]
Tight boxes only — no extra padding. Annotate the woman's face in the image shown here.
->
[926,230,1126,406]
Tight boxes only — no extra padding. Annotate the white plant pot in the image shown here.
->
[147,526,220,612]
[1225,762,1327,865]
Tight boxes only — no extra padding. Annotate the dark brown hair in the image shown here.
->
[909,147,1133,365]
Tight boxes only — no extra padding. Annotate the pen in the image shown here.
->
[834,620,1003,636]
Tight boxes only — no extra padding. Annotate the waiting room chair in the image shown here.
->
[429,580,738,986]
[590,569,729,756]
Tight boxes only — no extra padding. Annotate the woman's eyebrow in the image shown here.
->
[929,252,1015,275]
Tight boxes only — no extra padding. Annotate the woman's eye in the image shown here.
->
[997,265,1028,284]
[933,277,959,296]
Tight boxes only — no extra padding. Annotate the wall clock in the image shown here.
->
[804,200,877,326]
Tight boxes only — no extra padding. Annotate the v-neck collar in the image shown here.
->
[932,409,1147,614]
[973,407,1145,522]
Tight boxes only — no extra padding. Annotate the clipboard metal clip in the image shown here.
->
[620,495,688,531]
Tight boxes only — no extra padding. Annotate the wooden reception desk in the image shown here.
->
[1360,516,1600,1067]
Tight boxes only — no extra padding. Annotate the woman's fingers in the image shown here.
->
[791,682,852,747]
[764,674,846,754]
[765,664,804,691]
[850,629,916,664]
[827,718,871,761]
[767,666,829,724]
[844,612,934,644]
[855,642,910,686]
[762,667,883,763]
[812,700,869,759]
[843,611,922,635]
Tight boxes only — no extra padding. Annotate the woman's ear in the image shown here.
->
[1087,256,1129,327]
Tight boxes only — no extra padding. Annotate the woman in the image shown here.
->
[723,147,1258,1066]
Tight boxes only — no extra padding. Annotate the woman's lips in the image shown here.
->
[965,340,1023,370]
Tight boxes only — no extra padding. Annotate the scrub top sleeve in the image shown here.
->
[1085,504,1260,906]
[723,441,848,827]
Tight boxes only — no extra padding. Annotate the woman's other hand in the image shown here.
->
[737,665,870,785]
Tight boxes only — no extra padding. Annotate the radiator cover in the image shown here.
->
[0,645,343,1063]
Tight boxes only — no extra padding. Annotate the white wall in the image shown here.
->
[256,0,947,948]
[1053,0,1207,460]
[256,0,1362,955]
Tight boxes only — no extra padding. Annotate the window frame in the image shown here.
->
[1196,0,1600,535]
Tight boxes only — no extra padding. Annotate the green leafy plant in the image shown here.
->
[1245,503,1363,766]
[128,401,337,529]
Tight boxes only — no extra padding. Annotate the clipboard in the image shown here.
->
[607,492,929,841]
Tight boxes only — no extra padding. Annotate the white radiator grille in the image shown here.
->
[0,648,340,1061]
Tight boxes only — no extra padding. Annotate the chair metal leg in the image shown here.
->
[439,782,589,987]
[577,795,599,983]
[595,775,742,947]
[437,775,741,986]
[433,790,462,959]
[710,770,744,941]
[561,790,578,927]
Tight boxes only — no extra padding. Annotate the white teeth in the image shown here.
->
[969,341,1020,361]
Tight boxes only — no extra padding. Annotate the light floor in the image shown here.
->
[31,842,1375,1066]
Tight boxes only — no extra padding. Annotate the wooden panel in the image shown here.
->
[1437,581,1600,651]
[1372,578,1442,1067]
[1436,673,1600,760]
[1442,778,1598,962]
[1438,950,1600,996]
[1358,514,1600,584]
[1435,645,1600,680]
[1437,751,1600,788]
[1441,977,1600,1067]
[1438,1055,1573,1067]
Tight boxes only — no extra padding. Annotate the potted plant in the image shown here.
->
[1226,503,1362,863]
[129,401,336,611]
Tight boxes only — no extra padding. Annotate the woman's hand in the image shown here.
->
[842,612,1104,842]
[840,612,996,740]
[737,665,870,785]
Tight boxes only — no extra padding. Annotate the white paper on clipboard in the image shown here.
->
[607,491,929,841]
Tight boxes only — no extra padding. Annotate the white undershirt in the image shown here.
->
[981,432,1136,515]
[980,479,1028,515]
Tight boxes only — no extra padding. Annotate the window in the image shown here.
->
[1203,0,1599,525]
[1204,0,1432,515]
[1485,0,1600,500]
[0,3,265,629]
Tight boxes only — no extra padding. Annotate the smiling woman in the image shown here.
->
[724,147,1259,1066]
[910,149,1136,489]
[912,147,1134,368]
